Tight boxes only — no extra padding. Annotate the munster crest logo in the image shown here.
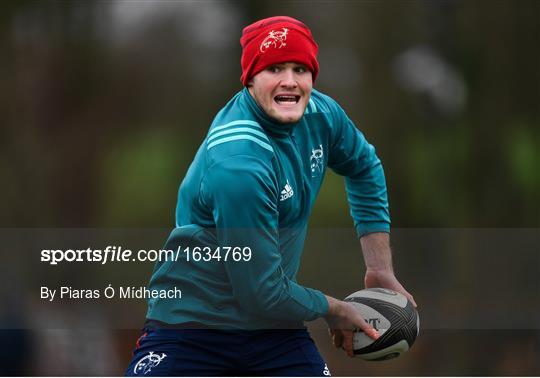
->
[310,144,324,177]
[133,352,167,375]
[260,28,289,53]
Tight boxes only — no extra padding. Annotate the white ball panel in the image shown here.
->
[348,302,391,331]
[352,328,389,349]
[345,288,408,308]
[356,339,410,361]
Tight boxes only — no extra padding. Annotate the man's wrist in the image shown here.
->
[365,267,394,274]
[324,295,343,319]
[361,232,394,272]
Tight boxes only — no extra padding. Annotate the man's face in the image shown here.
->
[248,62,313,124]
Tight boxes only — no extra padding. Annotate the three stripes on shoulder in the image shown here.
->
[206,120,273,152]
[206,99,318,152]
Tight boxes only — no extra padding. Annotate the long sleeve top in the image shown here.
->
[145,88,390,329]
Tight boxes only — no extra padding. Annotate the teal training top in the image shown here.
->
[145,88,390,329]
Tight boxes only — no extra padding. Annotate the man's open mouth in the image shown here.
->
[274,95,301,105]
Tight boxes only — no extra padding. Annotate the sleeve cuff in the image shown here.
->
[317,290,330,317]
[355,222,391,238]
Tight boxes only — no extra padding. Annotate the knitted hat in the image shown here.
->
[240,16,319,86]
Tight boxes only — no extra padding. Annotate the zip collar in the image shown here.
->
[242,87,298,138]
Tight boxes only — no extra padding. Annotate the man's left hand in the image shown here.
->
[364,269,417,308]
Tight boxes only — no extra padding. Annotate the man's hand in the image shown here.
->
[365,268,417,307]
[360,232,417,308]
[324,295,379,358]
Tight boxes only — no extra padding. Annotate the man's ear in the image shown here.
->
[247,78,254,87]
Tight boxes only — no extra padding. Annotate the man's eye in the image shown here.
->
[295,66,307,73]
[268,66,280,73]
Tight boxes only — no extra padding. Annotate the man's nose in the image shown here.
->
[280,69,297,87]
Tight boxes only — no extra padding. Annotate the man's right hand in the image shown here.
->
[324,296,379,358]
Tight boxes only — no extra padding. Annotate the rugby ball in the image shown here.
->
[344,288,419,361]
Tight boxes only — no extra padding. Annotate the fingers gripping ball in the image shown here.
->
[344,288,419,361]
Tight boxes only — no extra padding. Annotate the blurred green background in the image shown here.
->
[0,0,538,376]
[1,0,538,228]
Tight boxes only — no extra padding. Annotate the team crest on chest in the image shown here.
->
[260,28,288,53]
[310,144,324,177]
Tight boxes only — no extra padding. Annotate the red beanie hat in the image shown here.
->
[240,16,319,86]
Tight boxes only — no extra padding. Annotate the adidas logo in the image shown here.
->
[279,180,294,202]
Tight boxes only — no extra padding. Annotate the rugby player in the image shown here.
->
[125,16,415,376]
